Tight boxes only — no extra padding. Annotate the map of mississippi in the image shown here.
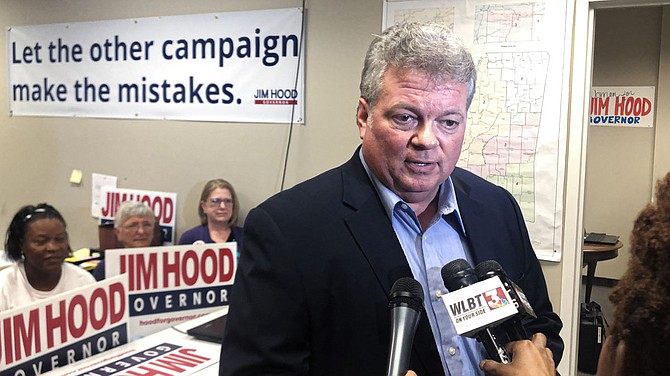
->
[460,51,549,219]
[385,1,567,261]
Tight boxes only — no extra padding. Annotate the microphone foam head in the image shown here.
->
[441,258,478,291]
[475,260,506,280]
[389,277,424,312]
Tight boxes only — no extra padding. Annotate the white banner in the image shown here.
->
[7,8,304,123]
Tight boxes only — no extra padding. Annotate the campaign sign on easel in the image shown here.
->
[104,243,236,337]
[0,275,129,376]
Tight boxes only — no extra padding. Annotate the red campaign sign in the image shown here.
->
[116,246,236,291]
[100,188,176,226]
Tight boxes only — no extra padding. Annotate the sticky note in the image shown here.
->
[70,169,83,184]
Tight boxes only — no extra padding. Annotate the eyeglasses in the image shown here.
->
[123,221,154,232]
[207,198,234,207]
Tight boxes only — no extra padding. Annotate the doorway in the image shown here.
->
[562,1,670,375]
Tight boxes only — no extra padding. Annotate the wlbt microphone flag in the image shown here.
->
[386,277,424,376]
[475,260,536,342]
[440,259,517,363]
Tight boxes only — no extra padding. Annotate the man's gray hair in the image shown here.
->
[359,22,477,110]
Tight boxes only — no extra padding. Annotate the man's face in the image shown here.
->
[357,66,469,207]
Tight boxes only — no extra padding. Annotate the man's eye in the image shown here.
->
[393,114,416,125]
[438,119,460,130]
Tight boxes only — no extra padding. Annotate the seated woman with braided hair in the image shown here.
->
[0,203,95,311]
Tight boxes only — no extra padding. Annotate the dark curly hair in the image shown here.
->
[607,171,670,375]
[4,203,71,261]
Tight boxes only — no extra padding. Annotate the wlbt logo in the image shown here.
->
[483,287,509,310]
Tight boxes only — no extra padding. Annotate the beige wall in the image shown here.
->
[0,0,569,314]
[0,0,373,249]
[585,6,666,279]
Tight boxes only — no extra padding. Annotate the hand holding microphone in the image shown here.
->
[386,277,424,376]
[479,333,555,376]
[475,260,536,342]
[440,258,543,366]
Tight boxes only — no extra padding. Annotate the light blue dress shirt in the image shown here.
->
[361,153,485,376]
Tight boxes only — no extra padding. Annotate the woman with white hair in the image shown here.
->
[92,200,155,281]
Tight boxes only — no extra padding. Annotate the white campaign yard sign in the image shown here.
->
[0,276,129,375]
[100,187,177,244]
[589,86,655,128]
[8,8,304,123]
[104,243,236,338]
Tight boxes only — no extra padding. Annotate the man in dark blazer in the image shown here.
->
[220,22,562,376]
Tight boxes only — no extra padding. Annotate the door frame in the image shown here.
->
[560,1,670,374]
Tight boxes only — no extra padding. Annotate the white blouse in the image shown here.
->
[0,261,95,312]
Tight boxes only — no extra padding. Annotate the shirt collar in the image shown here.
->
[359,150,467,235]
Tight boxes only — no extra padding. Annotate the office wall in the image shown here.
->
[0,0,564,310]
[585,6,665,280]
[0,0,371,247]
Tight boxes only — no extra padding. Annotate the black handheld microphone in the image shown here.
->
[441,258,478,291]
[386,277,424,376]
[440,259,511,364]
[475,260,536,342]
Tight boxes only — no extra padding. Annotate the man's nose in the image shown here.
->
[412,123,438,149]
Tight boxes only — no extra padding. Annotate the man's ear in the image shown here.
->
[357,97,370,140]
[114,227,122,241]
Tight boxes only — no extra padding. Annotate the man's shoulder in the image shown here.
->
[261,158,355,208]
[259,168,343,216]
[450,167,520,212]
[451,167,502,192]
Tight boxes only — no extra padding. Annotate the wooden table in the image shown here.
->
[582,240,622,303]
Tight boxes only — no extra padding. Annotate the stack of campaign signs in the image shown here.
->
[44,309,228,375]
[0,242,236,375]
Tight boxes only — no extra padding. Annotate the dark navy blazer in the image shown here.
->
[219,148,563,375]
